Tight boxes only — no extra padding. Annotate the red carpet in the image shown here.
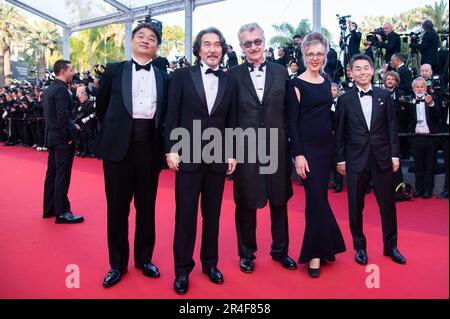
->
[0,145,448,299]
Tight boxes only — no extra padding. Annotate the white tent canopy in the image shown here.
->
[5,0,322,62]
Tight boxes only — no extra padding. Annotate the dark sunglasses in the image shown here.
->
[242,38,263,48]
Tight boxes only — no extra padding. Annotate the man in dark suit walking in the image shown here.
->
[228,23,296,274]
[96,23,168,288]
[336,54,406,266]
[42,60,84,224]
[165,27,237,295]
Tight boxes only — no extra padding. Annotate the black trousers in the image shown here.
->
[173,166,226,276]
[43,143,75,215]
[103,141,160,271]
[347,156,398,251]
[410,136,438,194]
[235,203,289,260]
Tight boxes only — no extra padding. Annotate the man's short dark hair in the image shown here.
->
[349,54,374,69]
[422,19,434,31]
[293,34,302,40]
[132,23,162,45]
[193,27,228,63]
[392,53,404,62]
[53,60,71,76]
[289,60,298,67]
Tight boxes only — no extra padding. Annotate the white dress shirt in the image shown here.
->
[248,64,266,103]
[415,100,431,134]
[132,56,157,119]
[200,62,219,115]
[357,85,373,130]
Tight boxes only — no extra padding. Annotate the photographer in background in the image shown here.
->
[409,19,439,72]
[292,35,306,74]
[75,86,97,158]
[340,20,362,66]
[275,46,288,67]
[390,53,413,95]
[376,22,401,64]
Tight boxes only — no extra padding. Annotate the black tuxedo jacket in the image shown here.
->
[405,98,441,134]
[227,62,293,208]
[95,61,168,162]
[164,65,238,173]
[42,79,77,148]
[410,29,439,66]
[336,87,400,173]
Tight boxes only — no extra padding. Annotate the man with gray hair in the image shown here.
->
[227,23,296,273]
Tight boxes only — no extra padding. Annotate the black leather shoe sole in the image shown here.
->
[55,217,84,224]
[103,270,127,288]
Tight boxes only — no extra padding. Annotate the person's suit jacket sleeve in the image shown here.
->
[164,69,183,154]
[386,91,401,158]
[55,86,76,142]
[335,96,347,163]
[96,63,114,122]
[410,31,430,52]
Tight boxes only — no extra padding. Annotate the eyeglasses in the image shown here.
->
[306,52,325,60]
[241,38,263,49]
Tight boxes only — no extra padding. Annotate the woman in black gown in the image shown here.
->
[287,32,346,278]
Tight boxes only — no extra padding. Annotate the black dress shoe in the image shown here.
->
[174,275,189,295]
[414,191,423,198]
[384,247,406,265]
[272,255,297,270]
[437,191,449,199]
[421,192,432,199]
[42,211,55,219]
[103,269,126,288]
[239,258,254,273]
[202,266,224,284]
[307,266,320,278]
[55,212,84,224]
[136,263,160,278]
[355,249,368,265]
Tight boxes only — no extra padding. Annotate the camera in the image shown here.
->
[336,14,351,32]
[366,28,386,44]
[175,55,186,68]
[410,31,422,43]
[398,96,414,104]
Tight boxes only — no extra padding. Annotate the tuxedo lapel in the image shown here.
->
[189,65,209,115]
[154,67,164,128]
[370,88,381,131]
[121,60,133,116]
[350,88,370,131]
[262,64,274,102]
[210,72,227,116]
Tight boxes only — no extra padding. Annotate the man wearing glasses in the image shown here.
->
[227,23,296,274]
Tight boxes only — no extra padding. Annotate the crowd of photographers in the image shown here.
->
[1,18,448,199]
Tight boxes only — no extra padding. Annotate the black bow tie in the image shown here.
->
[359,90,373,98]
[205,68,221,77]
[415,98,425,104]
[133,60,152,72]
[247,61,267,72]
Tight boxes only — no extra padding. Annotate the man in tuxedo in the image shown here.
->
[165,27,237,295]
[288,60,299,80]
[376,22,401,64]
[42,60,84,224]
[275,47,288,67]
[336,54,406,266]
[404,77,440,199]
[228,23,296,273]
[96,24,168,288]
[293,35,306,74]
[390,53,413,95]
[409,19,439,72]
[340,20,362,67]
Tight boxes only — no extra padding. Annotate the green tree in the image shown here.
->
[160,25,185,58]
[0,3,26,85]
[270,19,334,48]
[422,0,449,30]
